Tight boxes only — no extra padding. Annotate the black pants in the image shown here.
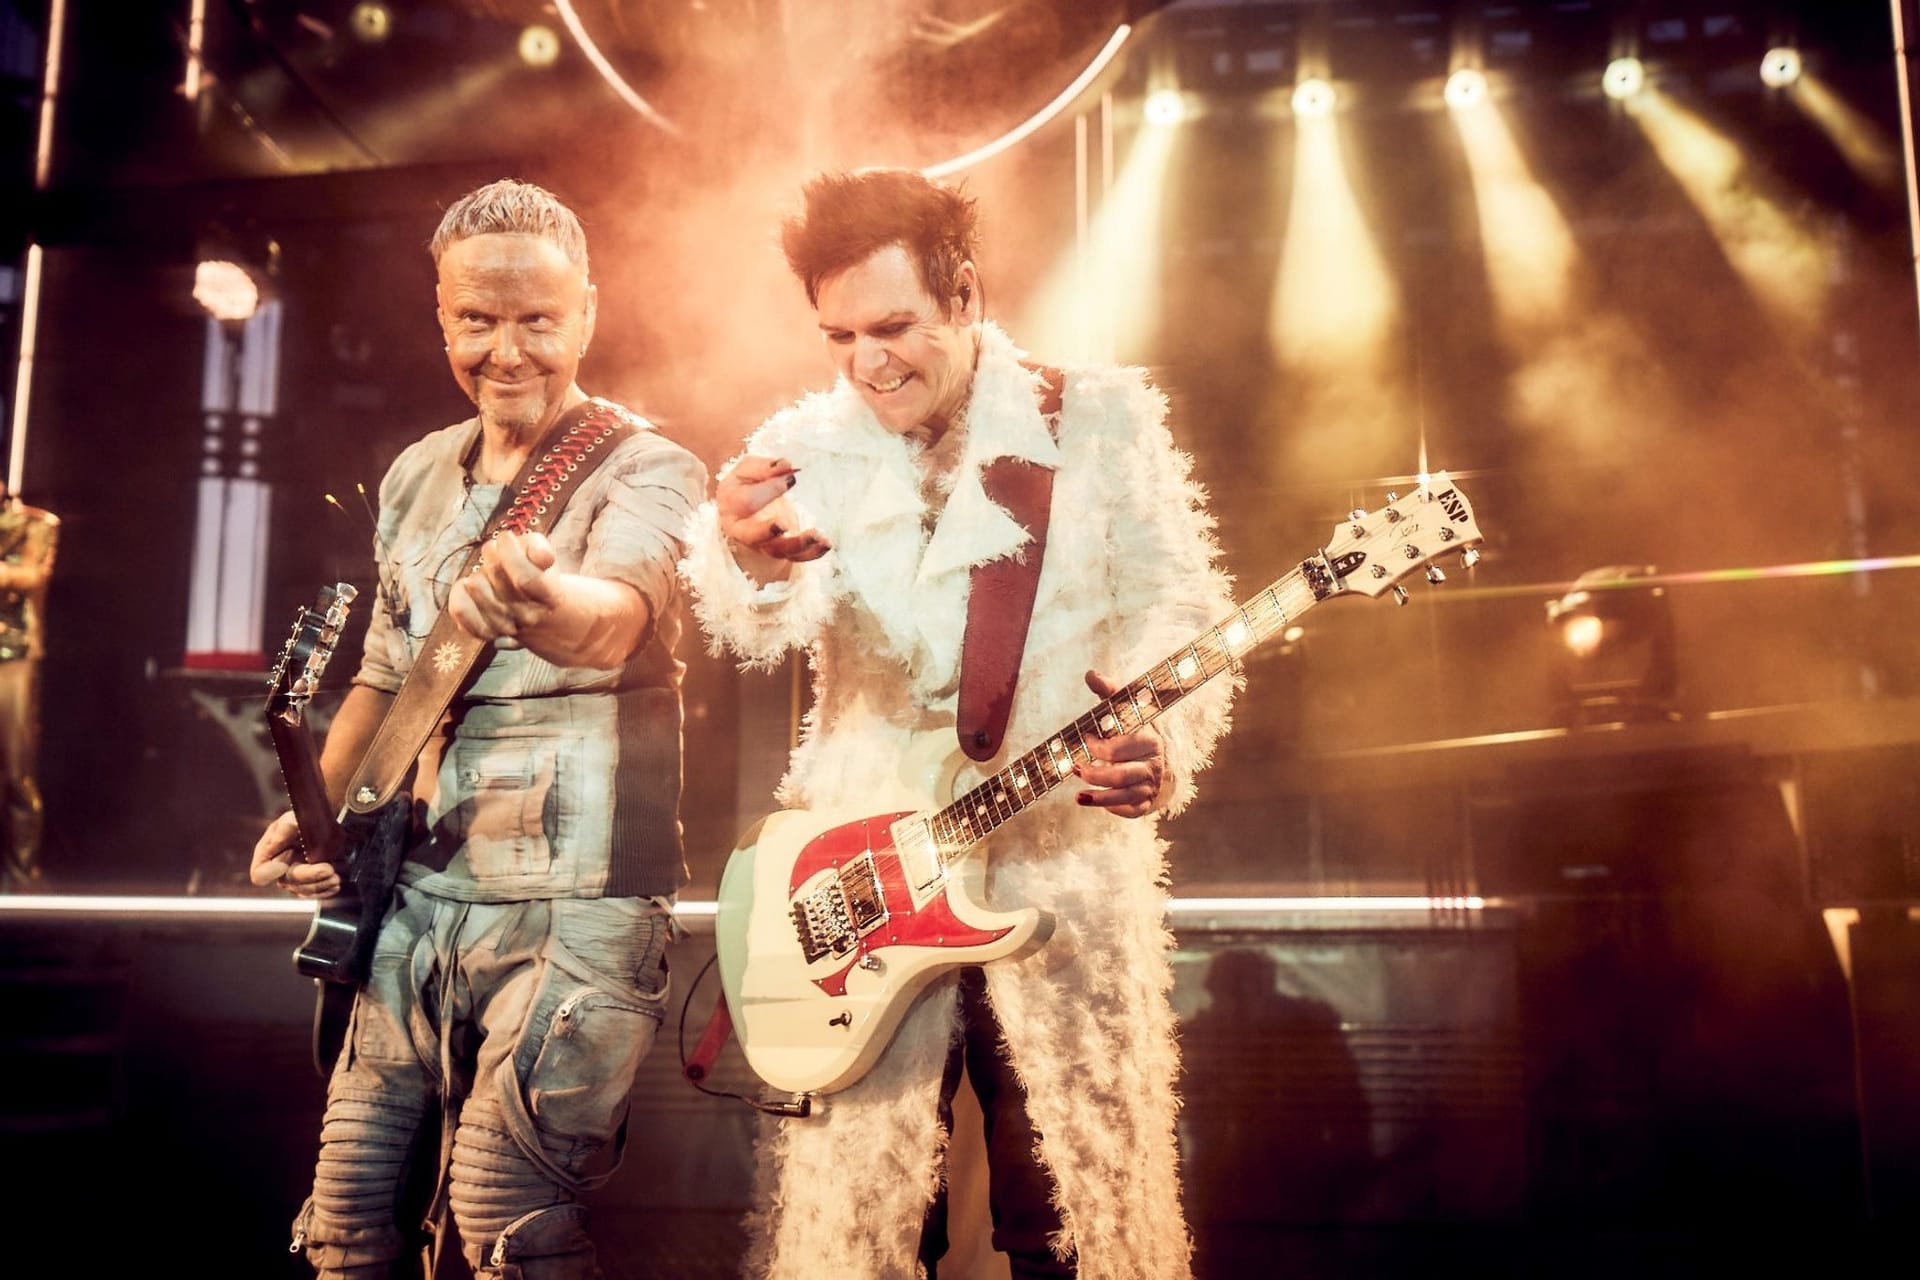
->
[918,967,1077,1280]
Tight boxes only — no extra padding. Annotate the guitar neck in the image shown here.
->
[267,703,343,864]
[926,558,1333,860]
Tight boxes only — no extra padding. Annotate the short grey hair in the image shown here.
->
[429,178,590,275]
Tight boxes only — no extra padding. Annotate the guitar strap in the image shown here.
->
[340,399,638,817]
[955,364,1063,762]
[683,368,1066,1101]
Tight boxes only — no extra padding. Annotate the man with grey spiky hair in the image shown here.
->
[251,178,707,1279]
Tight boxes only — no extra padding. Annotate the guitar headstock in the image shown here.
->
[1318,472,1484,602]
[266,583,360,724]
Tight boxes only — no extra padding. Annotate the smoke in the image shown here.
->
[531,1,1132,467]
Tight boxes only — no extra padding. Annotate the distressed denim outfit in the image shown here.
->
[293,404,706,1280]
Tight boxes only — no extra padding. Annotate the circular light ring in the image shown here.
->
[1603,56,1646,101]
[922,25,1133,177]
[553,0,678,135]
[1292,77,1337,118]
[554,2,1130,170]
[1444,68,1487,109]
[1760,47,1803,89]
[1144,88,1185,127]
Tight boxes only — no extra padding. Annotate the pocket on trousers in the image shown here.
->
[519,978,657,1151]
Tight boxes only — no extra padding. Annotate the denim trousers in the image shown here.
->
[293,887,671,1280]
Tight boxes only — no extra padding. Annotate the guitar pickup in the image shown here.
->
[838,851,888,932]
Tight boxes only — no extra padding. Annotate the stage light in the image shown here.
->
[1760,47,1803,89]
[519,23,561,68]
[348,2,391,43]
[1444,68,1488,110]
[1144,89,1185,127]
[1602,57,1646,101]
[1545,566,1678,728]
[193,260,259,322]
[1292,78,1337,119]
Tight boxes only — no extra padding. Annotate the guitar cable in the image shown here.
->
[676,952,813,1119]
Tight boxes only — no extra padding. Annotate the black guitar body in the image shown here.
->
[300,795,412,1075]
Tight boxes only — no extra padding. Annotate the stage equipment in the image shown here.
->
[1293,77,1337,118]
[1898,0,1920,339]
[1144,88,1185,126]
[1603,56,1646,101]
[1761,47,1804,89]
[1545,565,1678,728]
[1445,68,1488,110]
[518,23,560,68]
[192,260,259,322]
[348,2,391,43]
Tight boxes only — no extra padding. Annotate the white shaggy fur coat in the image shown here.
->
[680,323,1239,1280]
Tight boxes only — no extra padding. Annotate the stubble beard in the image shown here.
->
[478,387,548,443]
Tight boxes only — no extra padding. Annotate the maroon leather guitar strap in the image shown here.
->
[955,365,1063,762]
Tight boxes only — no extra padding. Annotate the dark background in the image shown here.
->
[3,2,1919,1276]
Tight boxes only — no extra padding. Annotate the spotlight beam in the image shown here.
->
[1454,95,1579,335]
[1631,92,1827,340]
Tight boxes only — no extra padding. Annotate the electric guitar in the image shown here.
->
[265,583,410,1073]
[714,473,1486,1096]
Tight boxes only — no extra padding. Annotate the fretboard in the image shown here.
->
[925,559,1329,861]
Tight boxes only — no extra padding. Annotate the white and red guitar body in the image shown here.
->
[714,472,1485,1098]
[715,738,1052,1096]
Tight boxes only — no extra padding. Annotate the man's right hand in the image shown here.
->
[717,455,831,564]
[250,810,342,898]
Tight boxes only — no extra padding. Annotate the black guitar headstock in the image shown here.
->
[267,583,359,725]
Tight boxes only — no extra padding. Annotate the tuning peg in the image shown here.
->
[1348,507,1367,521]
[1461,547,1481,569]
[1385,492,1399,503]
[1425,564,1446,585]
[1391,585,1409,606]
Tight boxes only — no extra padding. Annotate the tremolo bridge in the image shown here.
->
[790,849,889,963]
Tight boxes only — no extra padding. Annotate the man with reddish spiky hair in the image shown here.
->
[682,167,1239,1280]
